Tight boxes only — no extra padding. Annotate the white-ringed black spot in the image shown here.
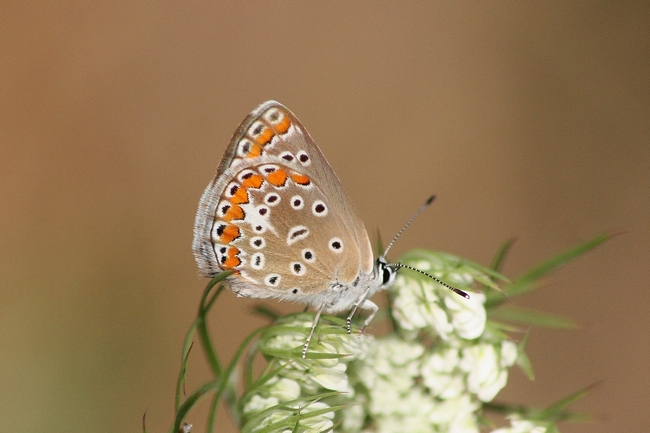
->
[237,139,253,157]
[290,261,306,276]
[287,225,309,245]
[264,193,281,206]
[290,195,304,210]
[217,246,227,264]
[291,288,300,295]
[250,121,264,136]
[251,253,265,270]
[239,170,255,181]
[257,205,269,216]
[250,237,265,249]
[280,151,295,162]
[301,249,315,263]
[329,237,343,253]
[253,224,265,233]
[265,109,280,122]
[312,200,328,216]
[297,150,311,166]
[264,273,281,287]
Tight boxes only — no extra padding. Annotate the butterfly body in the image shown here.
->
[193,101,394,318]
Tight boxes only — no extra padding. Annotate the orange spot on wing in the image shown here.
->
[242,174,263,189]
[273,115,291,134]
[220,225,240,243]
[255,127,275,145]
[246,143,263,158]
[230,187,249,204]
[223,203,244,221]
[290,173,310,185]
[266,169,287,187]
[223,247,241,269]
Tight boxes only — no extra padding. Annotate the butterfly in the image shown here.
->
[192,101,468,357]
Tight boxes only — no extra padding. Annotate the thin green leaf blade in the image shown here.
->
[486,233,613,307]
[488,306,579,329]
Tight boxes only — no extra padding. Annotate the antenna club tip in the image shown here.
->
[426,195,436,205]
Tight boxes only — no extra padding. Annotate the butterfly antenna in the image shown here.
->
[389,263,470,299]
[382,195,436,258]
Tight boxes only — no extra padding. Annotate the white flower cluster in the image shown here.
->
[340,254,520,433]
[243,253,526,433]
[241,317,369,433]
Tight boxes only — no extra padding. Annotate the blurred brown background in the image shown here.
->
[1,2,648,433]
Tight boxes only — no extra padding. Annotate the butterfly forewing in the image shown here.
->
[193,101,374,304]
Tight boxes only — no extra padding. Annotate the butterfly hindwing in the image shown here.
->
[193,101,374,304]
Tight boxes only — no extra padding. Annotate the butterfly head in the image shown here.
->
[375,255,398,289]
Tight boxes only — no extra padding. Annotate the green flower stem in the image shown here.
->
[173,324,266,432]
[175,273,230,413]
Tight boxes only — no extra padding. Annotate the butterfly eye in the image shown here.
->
[382,266,394,286]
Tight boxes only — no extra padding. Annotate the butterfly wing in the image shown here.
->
[193,101,374,304]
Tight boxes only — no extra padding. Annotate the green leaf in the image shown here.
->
[491,238,517,272]
[486,233,613,307]
[516,333,535,380]
[485,319,525,335]
[174,327,196,412]
[484,383,598,423]
[252,305,282,321]
[538,382,602,421]
[174,272,231,415]
[239,363,293,412]
[488,306,579,329]
[240,392,341,433]
[258,346,352,360]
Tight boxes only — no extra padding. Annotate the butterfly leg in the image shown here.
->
[359,300,379,332]
[346,287,372,334]
[302,303,325,359]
